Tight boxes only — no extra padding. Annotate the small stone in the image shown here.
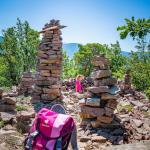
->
[108,135,118,143]
[79,112,95,119]
[88,86,109,94]
[80,136,91,142]
[101,93,117,100]
[43,88,60,96]
[132,119,143,128]
[97,116,113,124]
[131,101,144,107]
[3,97,16,105]
[142,106,148,111]
[94,70,111,79]
[91,136,107,143]
[143,123,150,131]
[17,110,35,121]
[86,97,100,107]
[0,112,16,122]
[79,98,86,106]
[105,107,114,117]
[106,99,118,109]
[0,130,17,136]
[80,106,105,117]
[0,105,16,112]
[0,143,7,150]
[80,119,91,126]
[0,89,3,97]
[95,77,117,86]
[115,136,123,145]
[97,130,110,139]
[91,120,102,128]
[111,128,124,135]
[76,93,85,99]
[40,70,50,77]
[109,86,119,95]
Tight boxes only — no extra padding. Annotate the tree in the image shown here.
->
[74,42,127,78]
[0,18,39,85]
[16,18,39,71]
[117,17,150,98]
[62,50,77,79]
[108,41,128,79]
[74,43,107,76]
[117,17,150,54]
[117,17,150,40]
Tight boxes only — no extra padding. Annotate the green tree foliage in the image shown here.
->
[74,42,127,78]
[117,17,150,40]
[107,41,128,79]
[117,17,150,98]
[0,18,39,86]
[62,51,77,79]
[74,43,107,76]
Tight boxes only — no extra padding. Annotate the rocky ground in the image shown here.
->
[0,87,150,150]
[64,89,150,149]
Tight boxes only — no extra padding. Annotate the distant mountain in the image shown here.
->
[0,39,130,57]
[63,43,79,58]
[121,51,130,57]
[63,43,130,58]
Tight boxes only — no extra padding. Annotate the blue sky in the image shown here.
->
[0,0,150,51]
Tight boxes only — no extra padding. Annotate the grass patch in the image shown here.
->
[0,86,11,92]
[0,120,6,128]
[141,110,150,117]
[16,105,28,111]
[16,95,31,102]
[118,104,134,112]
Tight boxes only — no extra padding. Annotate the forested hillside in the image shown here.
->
[0,17,150,98]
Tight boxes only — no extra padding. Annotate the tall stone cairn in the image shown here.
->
[79,54,118,128]
[32,20,65,103]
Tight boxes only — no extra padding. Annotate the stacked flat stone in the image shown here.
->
[17,110,35,133]
[0,89,16,112]
[18,72,34,96]
[123,70,131,90]
[79,55,118,128]
[32,20,65,103]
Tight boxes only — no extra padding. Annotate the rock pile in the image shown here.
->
[119,70,132,94]
[18,72,34,96]
[0,89,3,99]
[16,110,35,133]
[79,55,118,128]
[124,70,131,90]
[0,89,16,112]
[32,20,65,103]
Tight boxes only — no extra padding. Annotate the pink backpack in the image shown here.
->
[24,108,75,150]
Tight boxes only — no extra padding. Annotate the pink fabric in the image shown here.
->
[29,108,75,150]
[76,80,82,92]
[51,114,70,138]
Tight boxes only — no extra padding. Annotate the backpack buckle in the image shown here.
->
[25,130,39,150]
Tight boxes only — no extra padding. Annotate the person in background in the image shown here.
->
[75,75,84,93]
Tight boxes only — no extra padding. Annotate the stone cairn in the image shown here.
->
[32,20,65,103]
[0,89,16,112]
[118,69,133,95]
[123,70,131,90]
[18,72,34,96]
[79,55,118,128]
